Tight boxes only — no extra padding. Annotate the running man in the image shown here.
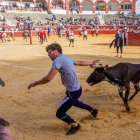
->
[28,43,100,135]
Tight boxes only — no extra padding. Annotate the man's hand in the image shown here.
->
[90,60,100,68]
[93,60,100,64]
[27,68,57,90]
[92,60,100,65]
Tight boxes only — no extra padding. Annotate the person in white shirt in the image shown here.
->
[83,29,88,40]
[69,29,74,47]
[2,31,7,43]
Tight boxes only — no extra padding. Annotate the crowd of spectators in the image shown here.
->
[14,14,33,31]
[0,15,7,27]
[0,13,140,39]
[0,2,43,12]
[104,13,140,26]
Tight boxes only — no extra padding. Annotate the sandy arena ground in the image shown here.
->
[0,35,140,140]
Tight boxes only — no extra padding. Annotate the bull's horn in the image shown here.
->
[104,65,109,69]
[90,65,96,69]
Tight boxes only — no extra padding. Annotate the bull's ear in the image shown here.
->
[90,65,96,69]
[104,65,109,69]
[90,63,103,69]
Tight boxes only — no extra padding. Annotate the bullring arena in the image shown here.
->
[0,34,140,140]
[0,0,140,139]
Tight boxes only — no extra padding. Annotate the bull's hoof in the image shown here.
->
[0,79,5,87]
[128,97,133,102]
[126,105,130,112]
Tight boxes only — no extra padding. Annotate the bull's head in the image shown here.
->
[86,64,108,86]
[0,78,5,87]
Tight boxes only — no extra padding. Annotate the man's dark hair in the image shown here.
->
[0,118,10,140]
[46,43,62,54]
[0,118,9,127]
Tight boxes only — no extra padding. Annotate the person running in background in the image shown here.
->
[11,28,15,41]
[69,29,74,47]
[47,26,51,37]
[7,35,12,43]
[65,28,70,40]
[43,30,47,42]
[96,26,99,36]
[83,28,88,40]
[24,29,29,42]
[109,29,124,58]
[39,29,44,44]
[28,43,100,135]
[114,29,123,58]
[2,31,7,43]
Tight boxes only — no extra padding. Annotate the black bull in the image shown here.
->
[0,78,5,87]
[86,63,140,111]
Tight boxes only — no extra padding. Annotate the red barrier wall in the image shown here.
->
[6,32,24,37]
[6,31,37,37]
[69,25,137,30]
[5,31,140,46]
[74,30,116,35]
[5,30,116,37]
[4,25,137,31]
[128,33,140,46]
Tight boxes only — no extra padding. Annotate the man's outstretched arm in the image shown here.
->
[74,59,100,67]
[28,68,57,89]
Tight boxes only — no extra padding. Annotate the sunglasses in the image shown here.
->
[48,50,52,56]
